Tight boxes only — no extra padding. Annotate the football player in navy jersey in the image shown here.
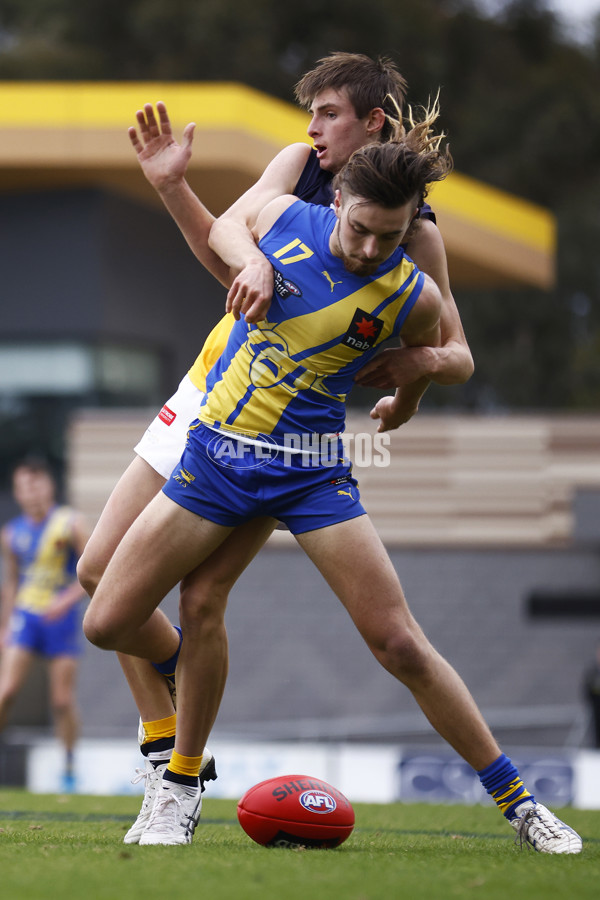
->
[84,126,582,855]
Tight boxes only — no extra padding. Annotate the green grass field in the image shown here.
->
[0,789,598,900]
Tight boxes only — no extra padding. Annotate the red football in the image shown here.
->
[237,774,355,849]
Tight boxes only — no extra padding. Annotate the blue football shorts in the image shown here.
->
[162,422,366,535]
[9,605,82,657]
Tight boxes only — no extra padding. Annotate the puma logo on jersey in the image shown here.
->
[322,270,343,292]
[337,488,354,499]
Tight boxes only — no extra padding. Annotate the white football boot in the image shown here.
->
[124,748,217,844]
[123,759,168,845]
[139,778,202,846]
[510,801,582,854]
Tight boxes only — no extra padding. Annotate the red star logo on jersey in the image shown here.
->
[343,307,384,351]
[355,317,378,338]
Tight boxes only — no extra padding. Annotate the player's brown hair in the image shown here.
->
[332,96,452,213]
[12,456,54,481]
[294,52,408,142]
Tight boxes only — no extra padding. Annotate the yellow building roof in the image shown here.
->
[0,81,555,289]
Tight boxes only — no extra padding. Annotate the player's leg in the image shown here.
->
[0,643,35,731]
[47,653,79,790]
[138,516,277,847]
[84,492,233,652]
[296,515,501,770]
[77,454,180,719]
[77,455,166,593]
[84,490,231,846]
[120,657,174,724]
[296,514,582,853]
[173,516,277,756]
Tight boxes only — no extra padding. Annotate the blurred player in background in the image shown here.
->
[84,127,582,854]
[0,458,88,791]
[77,52,473,838]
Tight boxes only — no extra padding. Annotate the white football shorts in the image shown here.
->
[134,373,206,480]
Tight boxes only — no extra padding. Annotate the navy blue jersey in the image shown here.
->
[293,149,335,206]
[294,148,437,223]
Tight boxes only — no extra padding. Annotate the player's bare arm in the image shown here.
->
[355,219,474,389]
[128,101,230,288]
[211,142,311,241]
[370,273,442,433]
[44,580,87,622]
[209,144,310,312]
[211,194,300,324]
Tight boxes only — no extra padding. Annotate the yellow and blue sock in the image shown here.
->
[478,753,534,819]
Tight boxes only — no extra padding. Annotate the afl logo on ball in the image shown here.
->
[299,790,337,814]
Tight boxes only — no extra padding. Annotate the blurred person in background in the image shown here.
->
[0,458,88,791]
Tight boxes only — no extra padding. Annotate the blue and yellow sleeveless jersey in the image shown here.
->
[197,199,424,444]
[6,506,78,614]
[187,150,436,393]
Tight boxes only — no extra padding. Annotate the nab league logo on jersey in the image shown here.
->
[342,308,384,351]
[273,268,302,300]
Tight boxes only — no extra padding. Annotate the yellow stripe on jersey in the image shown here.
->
[187,313,236,392]
[199,257,417,438]
[17,507,74,613]
[271,261,417,382]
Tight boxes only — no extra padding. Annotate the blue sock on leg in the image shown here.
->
[478,753,535,820]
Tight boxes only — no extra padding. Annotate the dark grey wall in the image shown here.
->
[0,188,228,390]
[96,191,228,384]
[75,542,600,751]
[2,190,104,335]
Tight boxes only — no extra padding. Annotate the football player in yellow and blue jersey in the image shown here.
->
[0,458,88,791]
[77,53,474,845]
[84,131,581,852]
[163,190,432,533]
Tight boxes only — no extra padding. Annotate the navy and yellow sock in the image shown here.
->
[152,626,182,683]
[140,713,176,764]
[163,750,203,789]
[478,753,534,819]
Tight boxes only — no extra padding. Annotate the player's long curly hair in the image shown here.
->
[333,94,453,214]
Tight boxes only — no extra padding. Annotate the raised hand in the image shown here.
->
[128,101,196,193]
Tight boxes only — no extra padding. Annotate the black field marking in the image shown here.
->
[0,811,235,824]
[0,811,595,844]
